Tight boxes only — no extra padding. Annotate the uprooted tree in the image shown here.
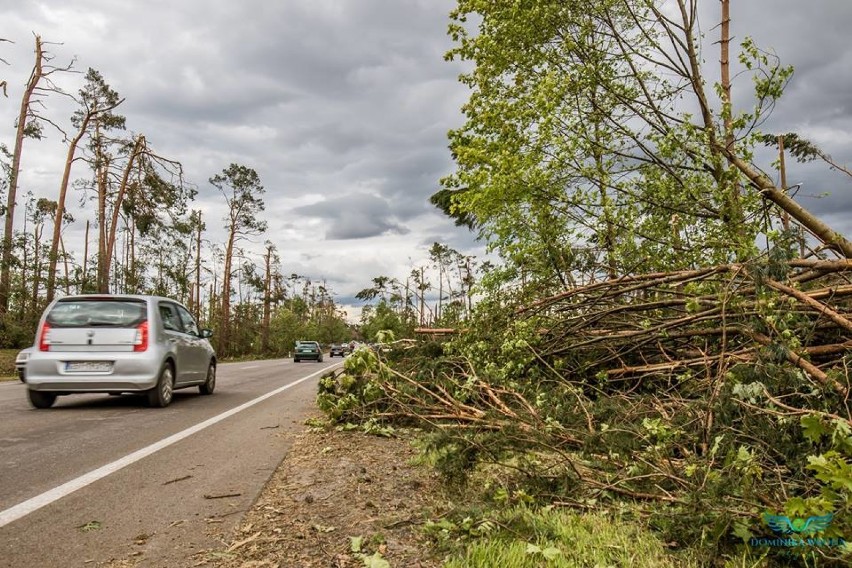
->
[319,1,852,563]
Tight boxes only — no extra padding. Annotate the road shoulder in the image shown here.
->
[208,422,446,567]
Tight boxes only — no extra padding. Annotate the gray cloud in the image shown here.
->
[293,193,410,239]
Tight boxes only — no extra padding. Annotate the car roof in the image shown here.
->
[55,294,177,303]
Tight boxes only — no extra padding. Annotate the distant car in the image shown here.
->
[294,340,323,363]
[15,347,32,382]
[329,344,346,357]
[25,294,217,409]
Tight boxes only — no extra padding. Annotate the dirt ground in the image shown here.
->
[203,422,449,568]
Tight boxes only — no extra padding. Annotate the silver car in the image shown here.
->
[25,295,216,409]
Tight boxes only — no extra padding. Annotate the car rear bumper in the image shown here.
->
[26,352,161,392]
[27,378,158,392]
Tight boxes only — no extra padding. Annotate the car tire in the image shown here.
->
[28,390,56,409]
[199,362,216,395]
[317,357,323,363]
[294,358,300,363]
[147,363,174,408]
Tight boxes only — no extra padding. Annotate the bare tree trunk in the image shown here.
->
[720,0,732,151]
[31,223,42,306]
[111,227,120,293]
[419,267,425,326]
[95,125,111,293]
[102,135,144,291]
[60,234,69,295]
[194,212,202,320]
[262,245,271,352]
[82,220,89,293]
[208,282,215,331]
[778,135,790,232]
[130,221,136,293]
[46,123,89,303]
[21,211,29,320]
[219,231,235,354]
[464,257,473,316]
[437,270,443,322]
[48,89,123,301]
[1,36,44,314]
[717,0,744,239]
[121,220,130,294]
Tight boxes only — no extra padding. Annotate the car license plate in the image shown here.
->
[65,361,113,373]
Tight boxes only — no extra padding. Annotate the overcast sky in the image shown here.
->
[2,1,852,321]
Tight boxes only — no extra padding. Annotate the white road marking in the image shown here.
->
[0,365,338,528]
[240,365,260,370]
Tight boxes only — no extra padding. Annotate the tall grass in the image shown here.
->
[439,506,694,568]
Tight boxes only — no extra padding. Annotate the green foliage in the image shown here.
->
[324,256,852,564]
[0,312,36,348]
[437,506,697,568]
[359,300,412,342]
[315,349,390,424]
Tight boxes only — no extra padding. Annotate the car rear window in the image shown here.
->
[46,298,147,328]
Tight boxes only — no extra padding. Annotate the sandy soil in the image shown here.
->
[202,423,448,568]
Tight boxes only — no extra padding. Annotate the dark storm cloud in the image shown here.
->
[293,193,410,239]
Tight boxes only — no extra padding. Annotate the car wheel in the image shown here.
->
[294,358,300,363]
[147,363,174,408]
[317,356,323,363]
[199,363,216,395]
[28,390,56,409]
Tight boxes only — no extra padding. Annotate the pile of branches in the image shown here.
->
[318,254,852,563]
[525,257,852,399]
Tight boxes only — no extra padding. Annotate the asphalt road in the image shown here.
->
[0,357,342,567]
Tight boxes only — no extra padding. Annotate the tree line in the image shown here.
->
[0,34,483,357]
[0,35,357,356]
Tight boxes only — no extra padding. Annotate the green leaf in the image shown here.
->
[801,414,828,444]
[78,520,102,532]
[362,552,391,568]
[525,543,542,555]
[350,535,363,553]
[541,546,562,561]
[784,497,808,516]
[732,521,754,542]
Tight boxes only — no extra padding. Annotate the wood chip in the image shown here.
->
[226,531,262,553]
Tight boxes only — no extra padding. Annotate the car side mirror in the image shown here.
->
[199,329,214,339]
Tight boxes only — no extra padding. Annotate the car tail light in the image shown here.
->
[38,322,52,351]
[133,320,149,352]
